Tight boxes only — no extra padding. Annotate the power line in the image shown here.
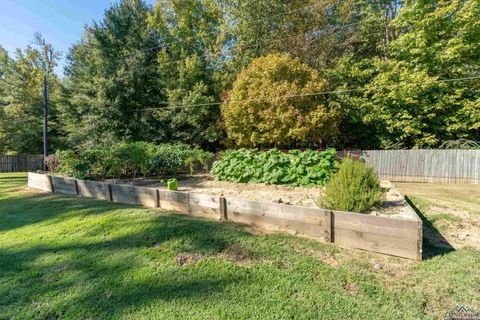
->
[133,75,480,112]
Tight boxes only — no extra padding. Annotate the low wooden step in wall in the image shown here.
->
[28,172,423,260]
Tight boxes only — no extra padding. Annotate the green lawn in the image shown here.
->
[0,173,479,319]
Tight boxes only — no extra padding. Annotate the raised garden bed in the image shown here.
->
[107,174,416,220]
[28,172,423,260]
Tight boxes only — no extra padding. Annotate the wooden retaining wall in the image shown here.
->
[77,180,111,201]
[27,173,423,260]
[51,176,78,195]
[28,172,53,192]
[110,184,158,208]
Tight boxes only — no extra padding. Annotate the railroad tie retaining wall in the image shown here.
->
[27,172,53,192]
[51,176,78,195]
[77,179,111,201]
[225,197,331,242]
[110,184,158,208]
[27,173,423,260]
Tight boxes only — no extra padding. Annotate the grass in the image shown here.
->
[396,183,480,215]
[397,183,480,248]
[1,173,479,319]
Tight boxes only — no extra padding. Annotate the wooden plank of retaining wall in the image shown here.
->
[51,176,78,195]
[332,211,422,260]
[189,193,221,220]
[226,197,329,240]
[333,211,420,240]
[158,189,190,212]
[27,172,53,192]
[110,184,157,208]
[77,180,111,201]
[333,227,420,260]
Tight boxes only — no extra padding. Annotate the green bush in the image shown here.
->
[149,143,214,176]
[56,150,79,177]
[53,142,214,180]
[113,142,155,178]
[149,145,184,176]
[319,158,382,213]
[211,148,338,186]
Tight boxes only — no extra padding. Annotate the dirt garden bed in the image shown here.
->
[106,174,415,220]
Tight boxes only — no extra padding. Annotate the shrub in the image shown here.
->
[149,145,184,176]
[53,142,213,180]
[184,147,214,174]
[211,148,338,186]
[222,53,338,148]
[81,148,124,180]
[44,154,60,173]
[113,142,155,178]
[149,143,214,176]
[56,150,79,177]
[319,158,382,213]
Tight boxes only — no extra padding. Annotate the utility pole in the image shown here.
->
[43,73,48,171]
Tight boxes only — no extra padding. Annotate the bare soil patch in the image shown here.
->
[175,252,203,266]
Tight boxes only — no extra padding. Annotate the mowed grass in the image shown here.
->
[0,174,479,319]
[396,183,480,215]
[397,182,480,250]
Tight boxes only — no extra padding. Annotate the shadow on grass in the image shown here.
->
[0,191,255,318]
[0,192,122,232]
[0,176,27,180]
[405,196,455,260]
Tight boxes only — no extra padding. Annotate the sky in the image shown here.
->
[0,0,156,74]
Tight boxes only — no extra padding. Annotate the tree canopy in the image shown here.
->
[0,0,479,153]
[223,53,338,148]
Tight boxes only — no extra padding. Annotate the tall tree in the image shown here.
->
[330,0,480,148]
[62,0,163,149]
[147,0,227,147]
[0,35,61,154]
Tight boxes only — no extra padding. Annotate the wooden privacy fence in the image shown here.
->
[0,155,43,172]
[339,149,480,184]
[28,173,423,260]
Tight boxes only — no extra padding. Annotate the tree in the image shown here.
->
[62,0,164,149]
[0,35,62,154]
[222,53,338,148]
[328,0,480,148]
[147,0,227,147]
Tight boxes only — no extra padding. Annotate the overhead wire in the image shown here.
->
[133,75,480,112]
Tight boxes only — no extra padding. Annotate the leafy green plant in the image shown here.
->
[319,158,382,213]
[54,142,213,180]
[56,150,79,177]
[149,146,184,176]
[149,143,214,176]
[211,148,338,187]
[113,142,155,178]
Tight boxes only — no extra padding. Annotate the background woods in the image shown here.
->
[0,0,479,154]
